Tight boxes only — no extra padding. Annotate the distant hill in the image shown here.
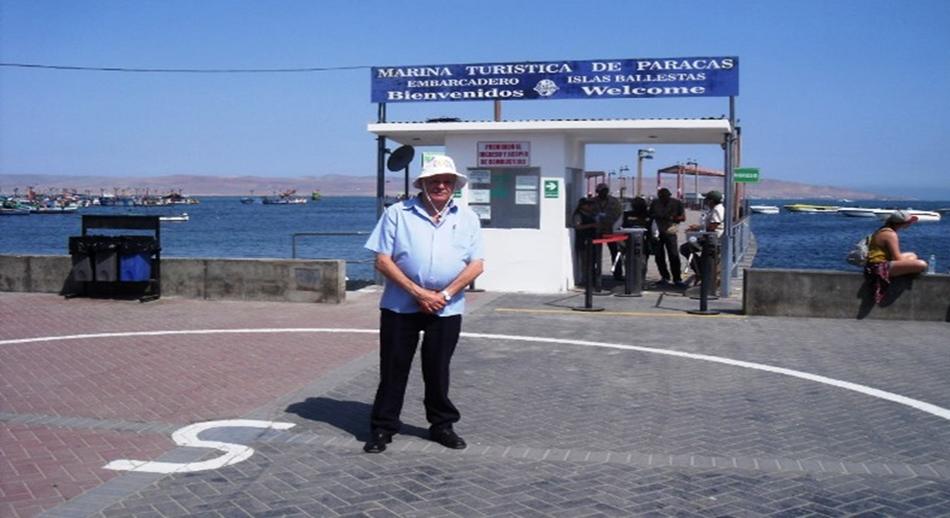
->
[742,178,885,200]
[0,173,887,200]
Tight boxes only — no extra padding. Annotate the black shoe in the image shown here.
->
[430,427,467,450]
[363,431,393,453]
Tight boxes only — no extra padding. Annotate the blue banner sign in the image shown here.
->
[371,56,737,103]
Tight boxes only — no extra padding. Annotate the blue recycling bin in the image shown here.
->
[119,253,152,281]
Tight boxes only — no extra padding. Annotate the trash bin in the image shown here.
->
[118,236,158,281]
[68,236,95,282]
[67,215,162,301]
[91,236,119,281]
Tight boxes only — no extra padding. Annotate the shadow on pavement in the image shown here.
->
[285,397,429,441]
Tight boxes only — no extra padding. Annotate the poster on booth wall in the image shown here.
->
[477,142,530,168]
[470,204,491,220]
[468,169,491,184]
[515,175,538,190]
[515,190,538,205]
[469,189,491,203]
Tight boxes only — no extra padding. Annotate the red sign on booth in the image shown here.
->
[477,142,530,168]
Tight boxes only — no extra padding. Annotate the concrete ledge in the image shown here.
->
[743,268,950,321]
[0,255,346,303]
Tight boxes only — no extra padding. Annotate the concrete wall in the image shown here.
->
[0,254,346,303]
[743,268,950,321]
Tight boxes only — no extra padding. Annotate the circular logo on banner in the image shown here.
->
[533,79,559,97]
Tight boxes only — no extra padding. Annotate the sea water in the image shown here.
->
[748,199,950,273]
[0,197,381,280]
[2,197,948,280]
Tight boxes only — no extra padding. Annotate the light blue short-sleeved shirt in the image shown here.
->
[365,198,484,316]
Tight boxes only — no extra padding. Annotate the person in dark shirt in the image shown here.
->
[648,188,687,288]
[592,183,623,280]
[572,198,598,286]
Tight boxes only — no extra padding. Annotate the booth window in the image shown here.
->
[467,168,540,229]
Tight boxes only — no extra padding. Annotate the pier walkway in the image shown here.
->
[1,289,948,517]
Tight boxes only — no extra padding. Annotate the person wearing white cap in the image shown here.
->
[864,209,928,303]
[679,190,725,286]
[362,154,484,453]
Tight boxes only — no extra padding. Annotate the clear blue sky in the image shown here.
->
[2,0,948,198]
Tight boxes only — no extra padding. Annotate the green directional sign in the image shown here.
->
[734,167,760,183]
[543,179,559,198]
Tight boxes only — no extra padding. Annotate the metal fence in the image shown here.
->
[728,217,752,276]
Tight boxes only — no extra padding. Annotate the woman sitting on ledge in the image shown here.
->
[865,210,929,303]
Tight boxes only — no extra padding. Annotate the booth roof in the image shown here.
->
[657,163,726,177]
[367,117,732,146]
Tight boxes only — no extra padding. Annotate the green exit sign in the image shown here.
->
[734,167,760,183]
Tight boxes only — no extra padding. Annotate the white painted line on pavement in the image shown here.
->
[104,419,295,473]
[0,328,378,345]
[3,328,948,423]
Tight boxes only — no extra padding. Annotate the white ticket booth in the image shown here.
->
[368,118,732,293]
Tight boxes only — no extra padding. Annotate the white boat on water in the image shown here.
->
[837,207,887,218]
[874,209,941,222]
[32,205,79,214]
[784,203,840,213]
[159,212,189,222]
[750,205,780,214]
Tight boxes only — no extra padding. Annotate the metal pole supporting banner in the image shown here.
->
[376,103,387,220]
[720,97,735,298]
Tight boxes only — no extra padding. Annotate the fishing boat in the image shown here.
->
[161,192,200,205]
[1,205,31,215]
[783,203,839,213]
[262,189,308,205]
[31,205,79,214]
[874,209,941,222]
[159,212,189,222]
[1,198,32,215]
[311,190,321,201]
[749,205,779,215]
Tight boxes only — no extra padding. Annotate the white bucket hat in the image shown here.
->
[413,155,467,189]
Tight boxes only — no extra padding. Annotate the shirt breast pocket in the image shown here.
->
[451,241,471,262]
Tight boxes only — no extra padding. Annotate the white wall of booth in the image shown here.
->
[445,132,582,293]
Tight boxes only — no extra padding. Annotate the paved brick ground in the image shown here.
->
[1,290,949,517]
[0,424,171,518]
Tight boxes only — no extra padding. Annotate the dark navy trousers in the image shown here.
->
[370,309,462,434]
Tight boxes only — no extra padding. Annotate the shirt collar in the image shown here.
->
[406,196,457,216]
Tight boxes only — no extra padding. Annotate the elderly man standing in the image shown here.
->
[363,155,485,454]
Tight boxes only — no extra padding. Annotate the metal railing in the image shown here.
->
[728,217,751,276]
